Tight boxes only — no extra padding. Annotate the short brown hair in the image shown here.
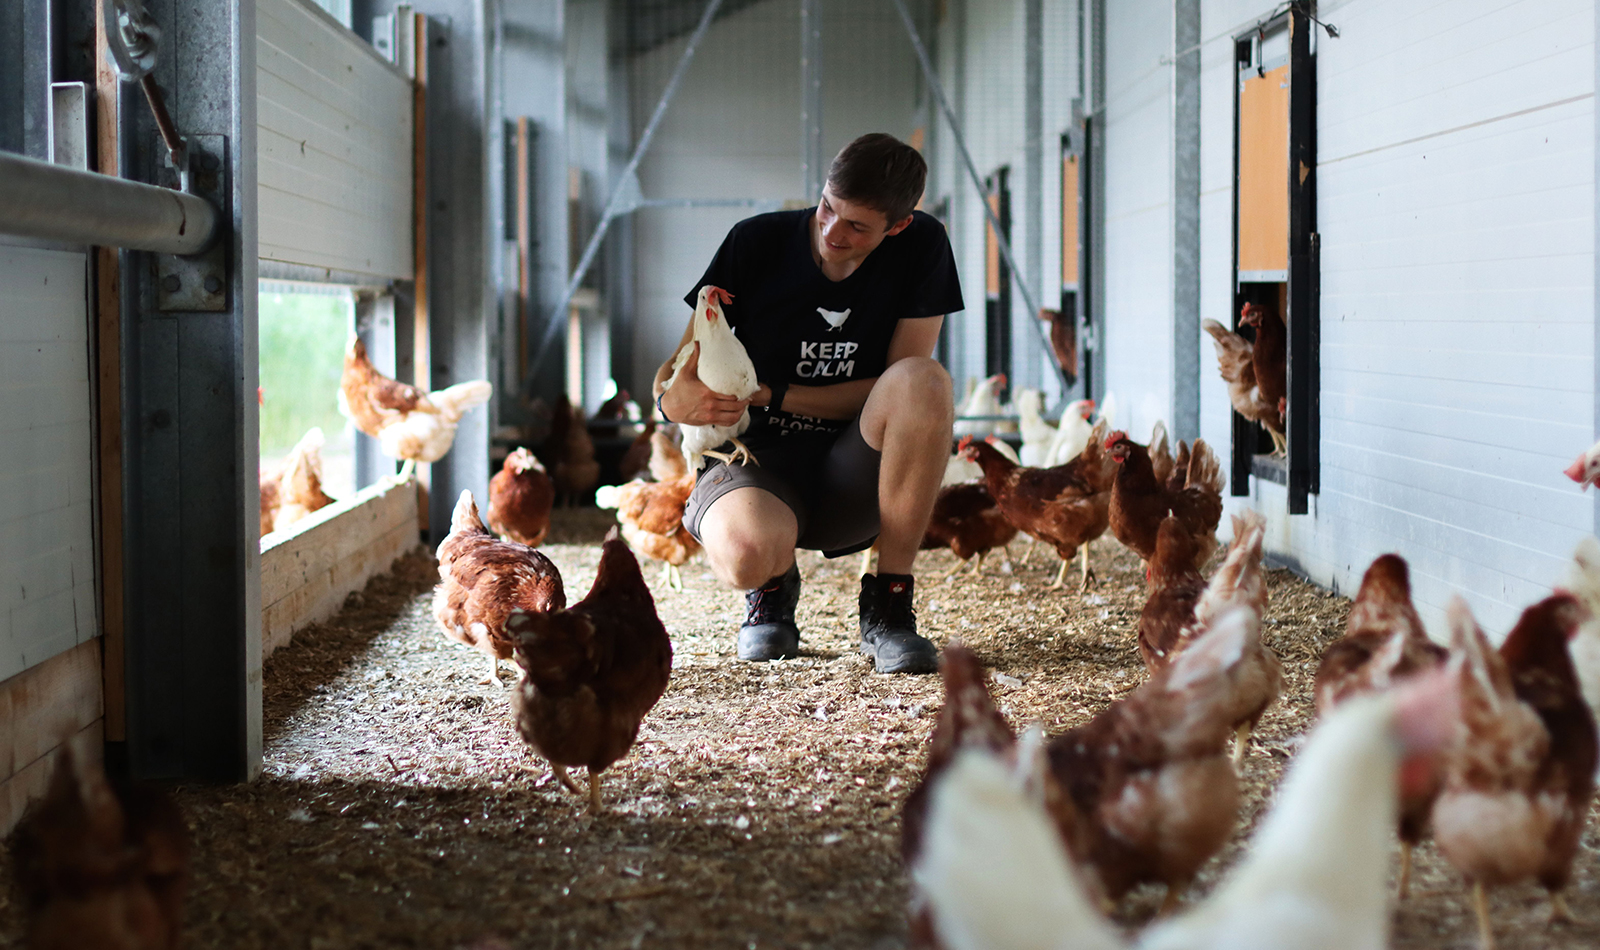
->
[826,133,926,227]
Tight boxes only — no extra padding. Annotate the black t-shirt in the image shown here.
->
[684,208,964,447]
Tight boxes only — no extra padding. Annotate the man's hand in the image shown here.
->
[660,342,751,426]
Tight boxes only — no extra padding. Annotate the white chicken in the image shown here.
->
[917,670,1460,950]
[339,335,493,479]
[1562,439,1600,490]
[953,373,1006,438]
[1016,389,1057,466]
[1560,535,1600,743]
[665,285,760,469]
[1045,398,1096,466]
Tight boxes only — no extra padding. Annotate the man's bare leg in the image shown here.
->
[699,487,802,660]
[856,357,954,673]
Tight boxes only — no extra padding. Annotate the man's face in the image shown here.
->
[812,186,912,267]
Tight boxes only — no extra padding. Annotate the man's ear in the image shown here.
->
[885,214,914,237]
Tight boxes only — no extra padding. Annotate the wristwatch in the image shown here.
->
[655,390,671,423]
[767,380,787,413]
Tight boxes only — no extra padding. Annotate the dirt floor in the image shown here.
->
[5,508,1600,949]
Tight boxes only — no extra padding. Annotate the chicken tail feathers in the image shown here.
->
[1185,438,1226,495]
[448,489,490,539]
[430,379,494,420]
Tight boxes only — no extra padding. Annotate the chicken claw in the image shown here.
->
[1267,429,1288,458]
[1049,557,1071,590]
[1550,891,1577,925]
[1397,841,1414,901]
[550,763,584,796]
[663,562,684,592]
[703,438,759,468]
[1231,721,1253,768]
[1078,545,1096,590]
[1473,880,1497,950]
[588,773,605,814]
[483,655,507,687]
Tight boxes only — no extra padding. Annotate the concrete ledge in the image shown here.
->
[261,477,422,659]
[0,639,104,835]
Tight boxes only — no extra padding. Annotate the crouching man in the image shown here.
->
[652,133,961,674]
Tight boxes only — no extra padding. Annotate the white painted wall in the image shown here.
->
[0,242,97,682]
[626,0,922,395]
[257,0,414,280]
[1191,0,1595,635]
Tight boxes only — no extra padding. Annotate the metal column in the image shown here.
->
[1170,0,1200,443]
[799,0,823,202]
[1021,0,1043,394]
[119,0,261,782]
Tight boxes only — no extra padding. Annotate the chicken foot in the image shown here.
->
[1018,537,1036,566]
[859,545,877,578]
[702,438,759,468]
[1078,544,1096,589]
[1473,880,1497,950]
[588,773,605,814]
[395,458,418,482]
[1048,557,1071,590]
[483,655,507,687]
[662,562,684,592]
[1396,841,1414,901]
[549,763,584,796]
[1267,428,1287,458]
[1549,890,1577,925]
[1231,721,1253,768]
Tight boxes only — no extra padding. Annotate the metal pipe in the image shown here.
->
[0,150,217,255]
[527,0,727,375]
[888,0,1067,390]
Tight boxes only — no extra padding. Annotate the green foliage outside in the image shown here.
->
[259,289,351,459]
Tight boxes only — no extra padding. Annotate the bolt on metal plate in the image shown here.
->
[157,134,227,313]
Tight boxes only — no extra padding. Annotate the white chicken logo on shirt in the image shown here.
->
[816,306,852,331]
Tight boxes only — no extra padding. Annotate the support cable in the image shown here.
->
[526,0,726,377]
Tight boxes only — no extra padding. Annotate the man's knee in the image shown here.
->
[878,357,953,409]
[709,534,789,588]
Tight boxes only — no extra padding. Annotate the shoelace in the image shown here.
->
[878,586,917,632]
[747,582,789,625]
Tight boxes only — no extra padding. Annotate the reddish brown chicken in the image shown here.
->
[959,421,1113,590]
[1106,430,1224,571]
[901,647,1089,949]
[546,395,601,506]
[506,529,673,813]
[259,426,336,537]
[487,447,555,547]
[920,482,1019,577]
[10,746,189,950]
[1313,554,1447,899]
[1240,302,1286,423]
[596,432,698,591]
[1433,595,1598,950]
[433,490,566,686]
[1046,606,1263,913]
[1137,516,1209,672]
[615,418,658,483]
[1201,303,1286,456]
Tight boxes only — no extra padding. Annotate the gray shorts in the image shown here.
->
[682,417,880,558]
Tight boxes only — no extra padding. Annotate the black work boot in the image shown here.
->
[859,573,938,674]
[737,564,801,661]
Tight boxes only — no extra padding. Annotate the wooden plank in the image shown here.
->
[1237,63,1289,274]
[0,638,103,785]
[984,190,1002,297]
[1060,153,1079,287]
[0,720,102,837]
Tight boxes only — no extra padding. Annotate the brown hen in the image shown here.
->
[1105,430,1224,571]
[920,482,1018,578]
[339,336,492,474]
[487,447,554,547]
[259,426,335,537]
[10,746,189,950]
[1201,302,1286,455]
[1136,516,1208,672]
[1433,595,1598,950]
[506,529,673,813]
[433,490,566,685]
[959,422,1113,590]
[547,395,601,506]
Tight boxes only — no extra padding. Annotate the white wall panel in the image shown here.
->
[257,0,413,280]
[1190,0,1596,636]
[0,243,97,682]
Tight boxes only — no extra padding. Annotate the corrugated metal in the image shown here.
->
[1190,0,1596,635]
[257,0,413,281]
[0,242,97,682]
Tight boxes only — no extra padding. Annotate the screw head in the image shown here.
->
[204,276,223,294]
[162,274,181,292]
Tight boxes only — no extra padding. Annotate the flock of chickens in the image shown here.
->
[23,295,1600,950]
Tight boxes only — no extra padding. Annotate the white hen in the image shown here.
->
[665,285,760,469]
[1557,534,1600,778]
[953,373,1006,438]
[919,672,1459,950]
[1046,398,1096,465]
[1016,389,1058,466]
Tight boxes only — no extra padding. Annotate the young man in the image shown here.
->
[653,133,961,674]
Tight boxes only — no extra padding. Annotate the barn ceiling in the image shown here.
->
[611,0,778,59]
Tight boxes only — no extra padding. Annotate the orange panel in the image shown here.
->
[1060,154,1080,287]
[985,192,1002,297]
[1237,63,1289,274]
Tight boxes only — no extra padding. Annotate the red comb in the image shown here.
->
[706,286,734,307]
[957,435,973,452]
[984,435,999,444]
[1104,430,1127,449]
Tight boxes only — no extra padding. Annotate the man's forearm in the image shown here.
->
[774,377,876,420]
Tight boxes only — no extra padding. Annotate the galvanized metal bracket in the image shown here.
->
[156,133,227,312]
